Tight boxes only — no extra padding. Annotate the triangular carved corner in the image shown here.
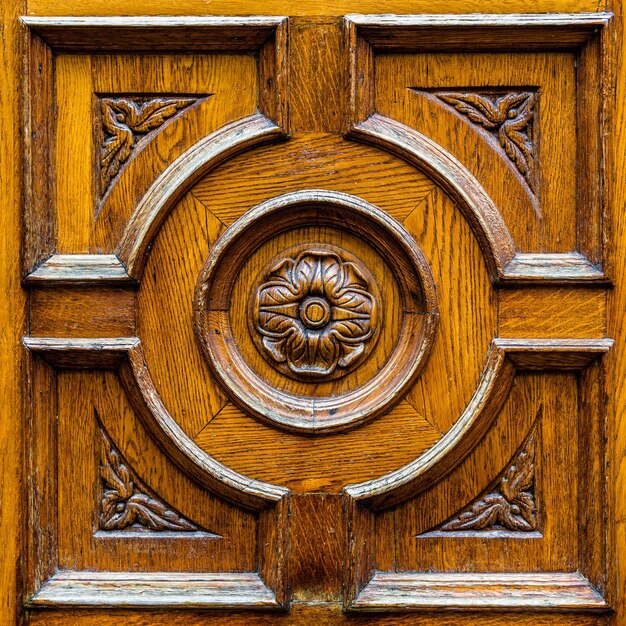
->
[98,95,199,198]
[97,418,216,535]
[432,426,539,534]
[432,90,536,194]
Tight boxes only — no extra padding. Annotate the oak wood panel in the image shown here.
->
[29,287,135,338]
[607,1,625,623]
[24,606,611,626]
[289,21,344,133]
[375,51,576,253]
[25,0,608,16]
[91,53,258,252]
[0,0,26,623]
[56,370,258,573]
[498,287,606,338]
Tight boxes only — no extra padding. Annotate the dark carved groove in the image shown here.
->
[98,420,205,533]
[99,96,197,196]
[439,426,538,532]
[434,91,536,192]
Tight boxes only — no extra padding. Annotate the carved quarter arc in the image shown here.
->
[343,343,515,511]
[116,113,287,280]
[117,343,289,512]
[193,189,439,434]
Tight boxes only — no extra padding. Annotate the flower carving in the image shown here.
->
[251,247,380,380]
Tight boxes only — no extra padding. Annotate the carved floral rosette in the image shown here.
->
[250,247,381,381]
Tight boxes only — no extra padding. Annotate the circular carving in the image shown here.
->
[194,190,439,434]
[250,245,381,381]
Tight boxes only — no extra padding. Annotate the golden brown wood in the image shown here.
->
[8,2,621,624]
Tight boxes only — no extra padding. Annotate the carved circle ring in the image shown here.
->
[193,190,439,434]
[250,245,381,381]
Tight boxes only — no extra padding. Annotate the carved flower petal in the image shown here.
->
[287,327,340,376]
[262,337,289,363]
[330,287,374,314]
[256,312,300,338]
[338,342,365,368]
[338,261,369,292]
[258,284,301,307]
[329,318,372,342]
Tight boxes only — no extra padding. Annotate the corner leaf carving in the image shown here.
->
[99,96,197,196]
[435,91,536,193]
[251,247,380,380]
[439,428,538,532]
[99,425,202,532]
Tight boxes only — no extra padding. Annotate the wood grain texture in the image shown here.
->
[25,255,132,284]
[498,288,606,338]
[29,287,135,338]
[349,572,607,611]
[21,16,287,52]
[606,0,625,623]
[24,606,611,626]
[0,1,25,624]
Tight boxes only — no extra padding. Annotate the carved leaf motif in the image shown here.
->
[435,91,536,192]
[252,248,379,380]
[440,432,537,532]
[99,96,196,195]
[99,428,198,532]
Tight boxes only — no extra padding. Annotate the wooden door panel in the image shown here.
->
[20,9,614,626]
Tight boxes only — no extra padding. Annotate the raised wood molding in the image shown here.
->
[117,113,286,280]
[20,15,287,52]
[27,571,281,609]
[193,189,439,434]
[344,12,612,283]
[21,15,289,276]
[348,572,608,612]
[344,337,612,511]
[343,335,612,612]
[24,254,133,285]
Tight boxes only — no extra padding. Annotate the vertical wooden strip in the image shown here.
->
[578,362,607,596]
[25,358,58,601]
[257,495,290,608]
[289,494,344,601]
[607,3,623,623]
[24,33,55,274]
[258,18,288,131]
[289,21,344,133]
[1,1,27,623]
[55,55,93,253]
[343,495,375,608]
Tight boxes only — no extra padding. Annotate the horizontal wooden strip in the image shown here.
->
[495,337,613,370]
[27,571,279,609]
[25,255,133,284]
[347,12,612,50]
[30,287,135,338]
[350,571,608,611]
[23,336,139,368]
[499,287,605,338]
[21,16,286,52]
[501,253,609,284]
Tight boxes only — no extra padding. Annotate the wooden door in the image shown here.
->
[4,0,625,624]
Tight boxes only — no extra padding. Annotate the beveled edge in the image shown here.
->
[27,571,280,610]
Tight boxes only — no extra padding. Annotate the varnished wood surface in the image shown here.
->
[1,1,26,625]
[8,2,622,625]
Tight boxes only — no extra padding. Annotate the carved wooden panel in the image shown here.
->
[20,9,613,626]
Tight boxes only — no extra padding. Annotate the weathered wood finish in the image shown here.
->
[4,2,620,625]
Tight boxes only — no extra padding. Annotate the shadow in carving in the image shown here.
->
[97,413,219,535]
[422,420,539,535]
[98,96,203,207]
